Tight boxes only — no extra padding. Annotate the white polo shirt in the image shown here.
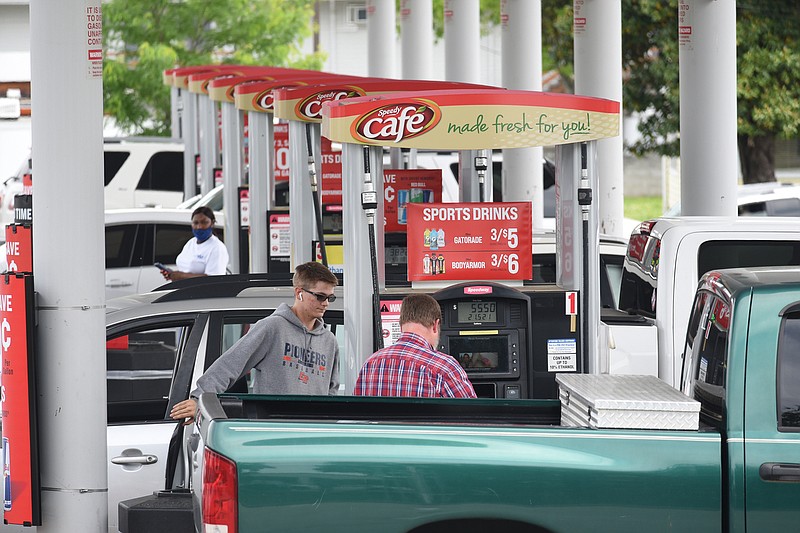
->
[175,234,229,275]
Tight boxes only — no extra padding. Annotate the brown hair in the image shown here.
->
[293,261,338,288]
[399,293,441,328]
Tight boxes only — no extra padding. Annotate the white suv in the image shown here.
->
[1,137,186,227]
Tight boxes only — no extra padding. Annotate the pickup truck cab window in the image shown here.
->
[697,241,800,280]
[683,291,729,424]
[778,311,800,430]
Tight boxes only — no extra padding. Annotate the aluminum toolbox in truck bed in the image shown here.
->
[556,374,700,430]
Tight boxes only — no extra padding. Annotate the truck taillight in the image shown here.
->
[203,448,238,533]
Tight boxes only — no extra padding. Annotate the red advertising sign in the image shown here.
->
[407,202,532,282]
[4,225,33,274]
[1,274,40,526]
[320,136,342,205]
[383,169,442,233]
[273,123,289,182]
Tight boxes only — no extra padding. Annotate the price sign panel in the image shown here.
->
[383,169,442,233]
[4,225,33,274]
[273,122,290,182]
[407,202,532,281]
[320,136,342,206]
[1,274,40,526]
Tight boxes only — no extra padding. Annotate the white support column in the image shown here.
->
[444,0,480,83]
[574,0,625,236]
[182,91,199,200]
[400,0,434,79]
[678,0,737,216]
[501,0,543,227]
[198,95,216,194]
[221,102,243,273]
[367,0,396,78]
[30,0,107,531]
[171,86,182,138]
[249,112,272,273]
[288,121,316,268]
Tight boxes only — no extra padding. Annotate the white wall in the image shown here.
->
[0,4,31,82]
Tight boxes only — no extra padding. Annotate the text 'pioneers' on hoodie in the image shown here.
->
[192,302,339,396]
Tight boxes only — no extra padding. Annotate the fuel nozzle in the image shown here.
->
[475,153,489,202]
[361,146,378,221]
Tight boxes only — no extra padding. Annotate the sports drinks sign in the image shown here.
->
[407,202,532,281]
[0,274,40,526]
[383,169,442,233]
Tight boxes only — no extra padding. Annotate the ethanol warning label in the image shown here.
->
[547,338,577,372]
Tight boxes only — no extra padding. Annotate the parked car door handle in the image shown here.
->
[759,462,800,482]
[106,280,134,288]
[111,454,158,466]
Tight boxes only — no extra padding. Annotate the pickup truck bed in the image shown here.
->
[200,394,721,533]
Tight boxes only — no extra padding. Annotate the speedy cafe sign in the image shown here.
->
[321,89,620,149]
[273,79,494,123]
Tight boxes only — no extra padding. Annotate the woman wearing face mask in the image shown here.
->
[160,206,229,281]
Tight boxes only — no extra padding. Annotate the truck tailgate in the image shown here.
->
[208,419,722,533]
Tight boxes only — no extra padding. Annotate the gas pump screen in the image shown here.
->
[457,301,497,323]
[386,245,408,265]
[449,335,508,373]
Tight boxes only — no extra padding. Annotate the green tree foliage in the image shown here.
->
[541,0,800,183]
[103,0,324,136]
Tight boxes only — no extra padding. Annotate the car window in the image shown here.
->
[138,151,184,192]
[778,310,800,431]
[104,151,130,186]
[107,323,192,424]
[738,201,767,216]
[106,224,140,268]
[766,198,800,216]
[154,223,191,265]
[698,241,800,279]
[688,294,729,424]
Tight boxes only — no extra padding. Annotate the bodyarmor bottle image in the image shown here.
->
[3,437,10,511]
[437,254,445,274]
[423,253,431,274]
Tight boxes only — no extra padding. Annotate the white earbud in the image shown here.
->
[299,293,303,301]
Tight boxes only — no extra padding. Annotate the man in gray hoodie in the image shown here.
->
[170,261,340,424]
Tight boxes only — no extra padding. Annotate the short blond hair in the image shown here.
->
[293,261,338,288]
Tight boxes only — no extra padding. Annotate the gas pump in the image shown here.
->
[323,88,620,397]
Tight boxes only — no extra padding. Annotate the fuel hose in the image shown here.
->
[305,123,328,266]
[361,145,384,351]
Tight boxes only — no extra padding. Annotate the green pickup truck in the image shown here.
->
[130,267,800,533]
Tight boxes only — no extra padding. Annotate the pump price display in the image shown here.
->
[458,301,497,323]
[407,202,532,281]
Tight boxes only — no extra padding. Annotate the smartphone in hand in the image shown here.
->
[154,262,173,273]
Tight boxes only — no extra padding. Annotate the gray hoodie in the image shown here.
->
[192,303,339,397]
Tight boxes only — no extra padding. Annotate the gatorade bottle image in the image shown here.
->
[423,253,430,274]
[437,228,445,248]
[424,228,431,248]
[430,229,438,251]
[437,254,446,275]
[3,436,10,511]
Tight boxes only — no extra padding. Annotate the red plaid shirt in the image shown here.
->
[354,332,476,398]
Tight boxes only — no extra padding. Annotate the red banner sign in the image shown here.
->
[383,169,442,233]
[320,136,342,205]
[1,274,39,525]
[407,202,532,281]
[273,123,289,182]
[4,225,33,274]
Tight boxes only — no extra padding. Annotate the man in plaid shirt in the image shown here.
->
[354,294,476,398]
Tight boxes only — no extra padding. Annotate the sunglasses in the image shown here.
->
[302,288,337,303]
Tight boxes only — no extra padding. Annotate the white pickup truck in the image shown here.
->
[616,216,800,387]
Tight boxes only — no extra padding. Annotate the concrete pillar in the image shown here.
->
[400,0,434,79]
[678,0,737,216]
[248,112,271,273]
[501,0,544,227]
[221,102,244,273]
[30,0,108,530]
[182,91,199,200]
[444,0,480,83]
[574,0,625,236]
[367,0,396,78]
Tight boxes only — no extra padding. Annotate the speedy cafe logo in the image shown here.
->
[352,100,441,144]
[297,88,365,120]
[253,84,295,111]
